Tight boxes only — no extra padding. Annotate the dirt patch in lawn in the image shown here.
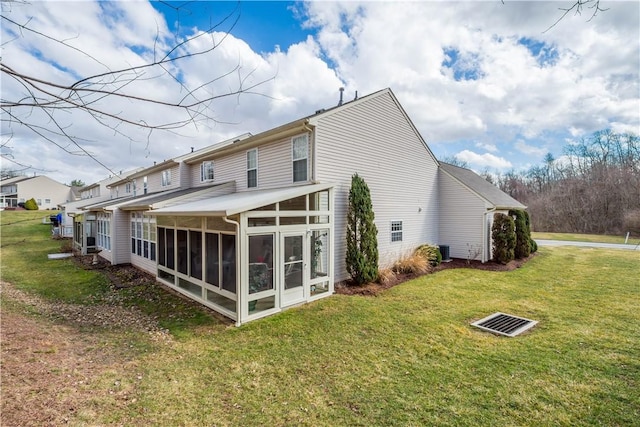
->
[0,259,174,426]
[0,299,132,426]
[336,254,536,296]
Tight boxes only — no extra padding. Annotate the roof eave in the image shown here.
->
[185,119,311,164]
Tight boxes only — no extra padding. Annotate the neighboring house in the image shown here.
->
[0,175,73,210]
[58,168,144,242]
[74,88,524,325]
[439,162,526,262]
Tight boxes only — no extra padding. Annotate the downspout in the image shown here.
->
[302,120,316,182]
[483,207,497,263]
[223,215,242,327]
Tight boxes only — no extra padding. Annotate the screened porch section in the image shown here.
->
[72,213,98,255]
[151,184,334,325]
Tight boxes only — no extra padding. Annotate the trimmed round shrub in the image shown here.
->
[24,198,39,210]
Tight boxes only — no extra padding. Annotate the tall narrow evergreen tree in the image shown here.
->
[509,209,531,259]
[346,173,379,285]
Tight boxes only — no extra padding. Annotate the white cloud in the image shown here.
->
[475,142,498,153]
[514,140,547,157]
[455,150,513,169]
[1,0,638,185]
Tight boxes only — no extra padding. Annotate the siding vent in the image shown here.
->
[471,312,537,337]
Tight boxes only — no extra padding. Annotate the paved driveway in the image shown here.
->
[536,240,640,251]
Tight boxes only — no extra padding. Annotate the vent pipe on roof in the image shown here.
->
[191,147,194,152]
[354,90,358,100]
[338,87,344,106]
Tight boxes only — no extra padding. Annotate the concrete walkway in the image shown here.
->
[536,239,640,251]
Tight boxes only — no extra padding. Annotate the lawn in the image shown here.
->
[2,211,639,426]
[532,231,640,246]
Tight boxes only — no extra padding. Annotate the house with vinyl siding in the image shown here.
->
[1,175,73,210]
[73,87,523,325]
[438,162,526,262]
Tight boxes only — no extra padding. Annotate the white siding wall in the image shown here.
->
[438,171,487,261]
[19,176,72,209]
[131,253,156,275]
[112,210,132,265]
[142,165,181,194]
[188,139,296,191]
[99,243,113,263]
[314,91,440,281]
[178,162,191,188]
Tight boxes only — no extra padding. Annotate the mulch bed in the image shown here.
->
[335,254,537,296]
[74,251,535,298]
[74,254,156,288]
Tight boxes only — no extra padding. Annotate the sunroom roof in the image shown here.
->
[151,183,334,217]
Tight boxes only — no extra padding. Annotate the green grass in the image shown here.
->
[533,231,640,245]
[1,210,110,302]
[2,210,639,426]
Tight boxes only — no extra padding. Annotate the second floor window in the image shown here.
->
[247,149,257,188]
[143,176,148,194]
[292,135,308,182]
[201,161,214,182]
[161,170,171,187]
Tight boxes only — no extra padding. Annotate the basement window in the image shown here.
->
[391,221,403,242]
[471,312,538,337]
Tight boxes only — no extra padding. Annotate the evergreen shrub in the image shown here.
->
[346,174,379,285]
[510,209,531,259]
[492,213,516,264]
[24,198,39,210]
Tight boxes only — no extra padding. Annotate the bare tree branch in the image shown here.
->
[543,0,609,33]
[1,1,275,178]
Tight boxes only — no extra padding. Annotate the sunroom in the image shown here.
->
[151,183,335,325]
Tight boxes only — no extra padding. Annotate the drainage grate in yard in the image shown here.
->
[471,312,538,337]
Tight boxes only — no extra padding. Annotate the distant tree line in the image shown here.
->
[488,130,640,235]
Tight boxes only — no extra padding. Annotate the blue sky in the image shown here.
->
[154,2,311,53]
[2,1,639,185]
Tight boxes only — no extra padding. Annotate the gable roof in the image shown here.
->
[184,88,438,165]
[439,162,526,210]
[309,88,439,165]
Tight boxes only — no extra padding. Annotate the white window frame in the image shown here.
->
[247,149,258,188]
[391,221,403,242]
[125,182,132,194]
[161,170,171,187]
[130,212,156,261]
[97,213,111,250]
[143,176,148,194]
[292,135,309,183]
[201,161,215,182]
